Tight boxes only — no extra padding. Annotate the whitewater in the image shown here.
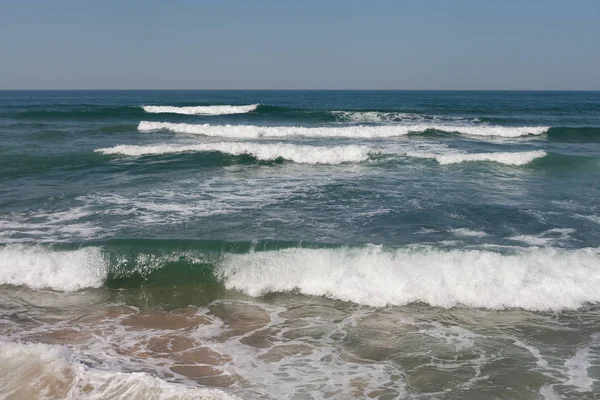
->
[97,142,547,166]
[407,149,547,165]
[2,245,600,311]
[138,120,550,138]
[96,142,371,164]
[142,104,259,115]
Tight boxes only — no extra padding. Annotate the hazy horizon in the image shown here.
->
[2,89,600,92]
[1,0,599,90]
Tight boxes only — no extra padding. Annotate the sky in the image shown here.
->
[1,0,599,90]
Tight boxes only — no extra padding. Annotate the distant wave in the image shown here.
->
[96,142,370,164]
[138,121,550,138]
[142,104,259,115]
[330,110,480,124]
[449,228,488,238]
[407,150,547,165]
[3,244,600,311]
[98,143,549,166]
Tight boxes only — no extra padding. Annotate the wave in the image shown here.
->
[98,143,550,167]
[96,142,370,164]
[218,246,600,310]
[142,104,259,115]
[407,150,547,165]
[0,341,239,400]
[330,110,479,124]
[449,228,488,238]
[2,244,600,311]
[0,246,106,291]
[138,121,550,138]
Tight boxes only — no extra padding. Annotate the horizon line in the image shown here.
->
[1,88,600,92]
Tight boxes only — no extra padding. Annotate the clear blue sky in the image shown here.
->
[1,0,599,90]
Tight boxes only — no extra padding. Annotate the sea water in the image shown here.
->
[1,90,599,399]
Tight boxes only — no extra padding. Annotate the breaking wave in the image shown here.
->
[219,246,600,310]
[142,104,259,115]
[330,110,480,124]
[2,244,600,311]
[138,121,550,138]
[96,142,370,164]
[407,150,547,165]
[0,246,106,291]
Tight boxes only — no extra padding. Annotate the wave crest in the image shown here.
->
[142,104,259,115]
[96,142,370,164]
[5,244,600,311]
[218,246,600,310]
[407,150,547,165]
[138,121,549,138]
[0,246,107,291]
[331,110,479,124]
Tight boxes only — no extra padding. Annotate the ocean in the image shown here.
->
[1,90,599,399]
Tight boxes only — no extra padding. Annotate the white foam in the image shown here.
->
[218,246,600,310]
[0,209,104,243]
[449,228,488,238]
[97,142,371,164]
[0,170,326,243]
[508,228,575,247]
[0,342,238,400]
[508,235,556,246]
[408,150,547,165]
[331,110,479,124]
[0,246,107,291]
[142,104,258,115]
[564,347,594,392]
[331,111,422,123]
[138,121,550,138]
[420,322,479,350]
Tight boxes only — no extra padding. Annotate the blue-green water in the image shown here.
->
[1,91,600,399]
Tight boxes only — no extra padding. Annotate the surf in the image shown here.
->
[0,341,239,400]
[138,121,550,138]
[142,104,259,115]
[96,142,371,164]
[406,150,547,165]
[2,244,600,311]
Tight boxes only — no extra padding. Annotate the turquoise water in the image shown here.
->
[1,91,600,399]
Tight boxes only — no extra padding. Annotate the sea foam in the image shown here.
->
[138,121,550,138]
[142,104,258,115]
[0,341,239,400]
[330,110,479,124]
[0,246,107,291]
[407,150,547,165]
[96,142,370,164]
[218,246,600,310]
